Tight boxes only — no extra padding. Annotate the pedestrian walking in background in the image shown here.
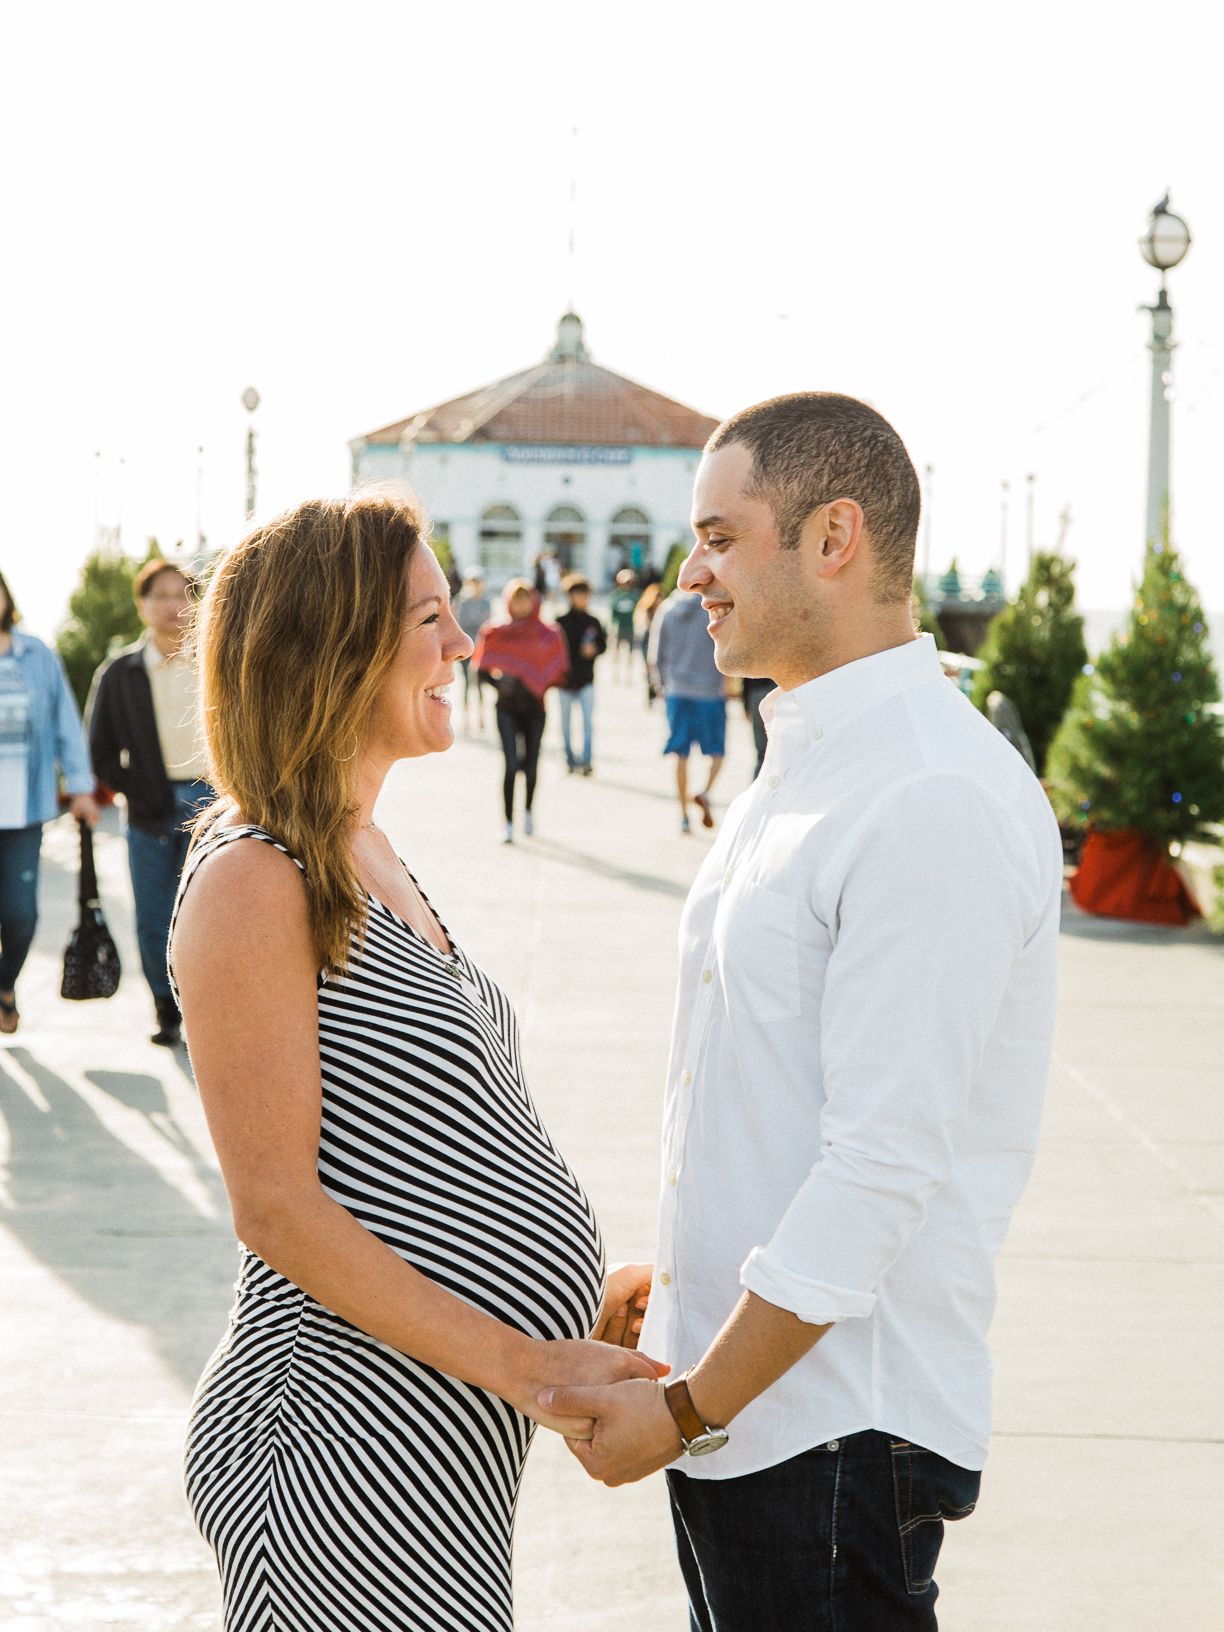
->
[741,676,774,778]
[472,580,568,843]
[556,574,606,775]
[608,568,640,677]
[648,587,725,834]
[634,581,663,705]
[169,491,660,1632]
[0,569,98,1035]
[454,567,492,733]
[87,559,211,1047]
[546,393,1062,1632]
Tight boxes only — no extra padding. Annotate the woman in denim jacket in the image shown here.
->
[0,570,98,1033]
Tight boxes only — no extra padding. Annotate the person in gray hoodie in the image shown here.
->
[648,588,725,833]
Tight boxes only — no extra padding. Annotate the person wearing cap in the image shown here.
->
[455,568,492,732]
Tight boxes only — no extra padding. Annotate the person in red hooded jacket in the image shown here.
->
[472,580,568,844]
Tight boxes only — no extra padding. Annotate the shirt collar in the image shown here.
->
[761,634,943,741]
[141,632,188,669]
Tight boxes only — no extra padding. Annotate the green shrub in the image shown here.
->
[971,551,1087,773]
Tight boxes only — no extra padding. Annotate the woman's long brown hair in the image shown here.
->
[194,492,423,975]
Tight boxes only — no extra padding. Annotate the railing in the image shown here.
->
[919,570,1007,606]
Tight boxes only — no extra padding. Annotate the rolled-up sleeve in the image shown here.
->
[740,773,1040,1324]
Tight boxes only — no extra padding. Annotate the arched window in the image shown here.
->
[480,504,522,579]
[609,505,652,580]
[545,504,586,575]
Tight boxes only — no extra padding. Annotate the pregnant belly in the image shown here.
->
[317,1134,606,1344]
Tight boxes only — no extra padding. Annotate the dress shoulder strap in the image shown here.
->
[179,822,304,899]
[169,825,311,1002]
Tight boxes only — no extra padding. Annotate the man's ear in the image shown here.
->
[805,500,864,579]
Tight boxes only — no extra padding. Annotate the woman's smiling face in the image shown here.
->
[364,546,473,764]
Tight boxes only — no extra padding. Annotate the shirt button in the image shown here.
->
[812,728,824,740]
[724,869,734,884]
[767,774,780,789]
[659,1272,672,1286]
[702,970,712,984]
[669,1173,678,1186]
[682,1071,692,1085]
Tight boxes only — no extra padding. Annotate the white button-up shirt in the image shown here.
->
[638,635,1063,1476]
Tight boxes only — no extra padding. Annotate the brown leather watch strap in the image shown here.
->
[664,1375,709,1444]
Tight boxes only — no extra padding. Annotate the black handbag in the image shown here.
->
[61,818,122,1001]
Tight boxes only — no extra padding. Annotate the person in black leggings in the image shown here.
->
[495,676,545,841]
[472,579,569,845]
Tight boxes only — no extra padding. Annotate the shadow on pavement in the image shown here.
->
[529,838,688,898]
[0,1049,237,1390]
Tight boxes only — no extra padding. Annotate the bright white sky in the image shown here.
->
[3,0,1221,641]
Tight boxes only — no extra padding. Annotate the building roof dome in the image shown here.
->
[363,313,718,451]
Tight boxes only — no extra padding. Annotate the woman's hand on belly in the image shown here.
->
[591,1262,653,1349]
[503,1335,669,1439]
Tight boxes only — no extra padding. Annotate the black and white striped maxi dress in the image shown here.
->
[174,826,605,1631]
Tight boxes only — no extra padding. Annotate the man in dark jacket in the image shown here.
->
[87,560,212,1046]
[556,575,607,774]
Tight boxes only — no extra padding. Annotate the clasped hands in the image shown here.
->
[523,1262,684,1488]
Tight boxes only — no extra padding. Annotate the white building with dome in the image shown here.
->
[349,312,719,588]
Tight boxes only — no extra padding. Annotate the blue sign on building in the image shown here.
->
[501,445,634,466]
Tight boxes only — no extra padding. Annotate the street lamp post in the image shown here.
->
[1138,195,1191,549]
[242,386,261,521]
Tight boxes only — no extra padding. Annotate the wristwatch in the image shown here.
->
[664,1375,729,1457]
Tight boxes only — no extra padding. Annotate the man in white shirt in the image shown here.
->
[542,394,1063,1629]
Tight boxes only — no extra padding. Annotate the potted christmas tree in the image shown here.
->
[1046,535,1224,924]
[971,550,1088,774]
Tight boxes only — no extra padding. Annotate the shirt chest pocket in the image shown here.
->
[713,876,803,1023]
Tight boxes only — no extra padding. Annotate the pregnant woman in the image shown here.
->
[170,493,660,1631]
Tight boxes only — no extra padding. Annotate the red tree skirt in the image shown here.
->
[1070,829,1201,926]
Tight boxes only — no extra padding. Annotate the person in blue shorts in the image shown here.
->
[648,587,725,833]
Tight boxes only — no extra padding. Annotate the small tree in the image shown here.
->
[659,541,688,599]
[971,551,1088,773]
[1047,536,1224,845]
[56,537,145,713]
[911,575,946,649]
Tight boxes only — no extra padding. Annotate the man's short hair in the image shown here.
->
[706,393,921,602]
[563,574,590,595]
[134,559,196,601]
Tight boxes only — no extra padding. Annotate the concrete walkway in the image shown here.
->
[1,665,1221,1630]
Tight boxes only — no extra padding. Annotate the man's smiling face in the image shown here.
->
[681,441,816,684]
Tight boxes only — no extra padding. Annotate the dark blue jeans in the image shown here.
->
[667,1430,980,1631]
[0,822,43,990]
[126,780,212,1001]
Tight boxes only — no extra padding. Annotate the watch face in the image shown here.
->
[686,1428,730,1457]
